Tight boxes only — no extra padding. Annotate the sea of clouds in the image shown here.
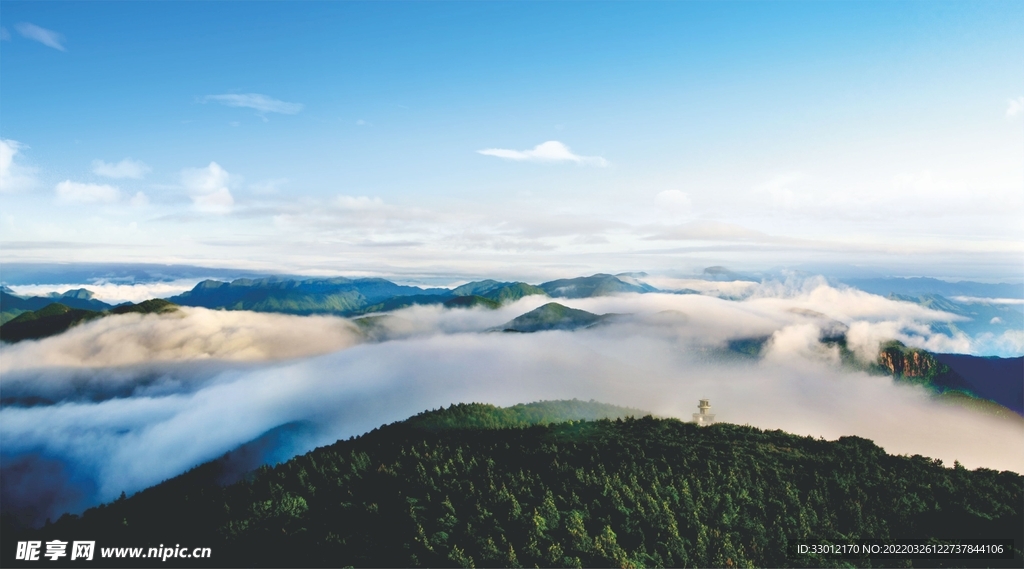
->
[1,279,1022,527]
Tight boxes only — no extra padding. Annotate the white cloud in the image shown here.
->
[6,280,203,305]
[951,296,1024,305]
[334,195,384,210]
[0,139,39,193]
[181,162,234,214]
[92,158,151,179]
[1006,96,1024,118]
[0,27,10,41]
[55,180,121,204]
[204,93,303,117]
[129,191,150,207]
[15,22,65,51]
[477,141,608,166]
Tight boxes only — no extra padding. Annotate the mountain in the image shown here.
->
[356,294,450,315]
[700,266,759,282]
[0,262,274,286]
[354,294,502,316]
[0,303,105,343]
[495,302,608,332]
[1,288,113,314]
[109,298,178,315]
[14,401,1021,568]
[538,273,655,298]
[842,277,1022,299]
[451,280,547,303]
[932,354,1024,416]
[168,277,451,315]
[0,299,178,344]
[886,293,1023,339]
[442,295,500,310]
[844,340,1022,417]
[715,333,1023,417]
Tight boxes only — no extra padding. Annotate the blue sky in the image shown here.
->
[1,1,1022,282]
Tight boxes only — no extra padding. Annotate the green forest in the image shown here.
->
[8,401,1022,568]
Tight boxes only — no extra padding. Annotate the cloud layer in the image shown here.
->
[478,141,608,166]
[6,280,203,305]
[1,282,1020,527]
[0,307,362,373]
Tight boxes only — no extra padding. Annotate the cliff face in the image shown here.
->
[878,346,939,378]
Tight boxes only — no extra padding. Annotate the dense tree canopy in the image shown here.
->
[9,402,1022,568]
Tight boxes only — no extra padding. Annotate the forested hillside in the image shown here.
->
[0,299,177,343]
[13,401,1021,568]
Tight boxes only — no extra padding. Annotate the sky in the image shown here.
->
[1,1,1022,282]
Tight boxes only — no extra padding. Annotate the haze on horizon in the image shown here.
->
[0,2,1022,281]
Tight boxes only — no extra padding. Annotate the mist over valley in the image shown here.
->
[2,269,1021,530]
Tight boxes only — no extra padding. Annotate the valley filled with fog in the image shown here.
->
[2,276,1021,528]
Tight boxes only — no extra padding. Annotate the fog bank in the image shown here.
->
[2,282,1021,527]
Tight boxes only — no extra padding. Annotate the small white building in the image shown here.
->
[692,398,715,426]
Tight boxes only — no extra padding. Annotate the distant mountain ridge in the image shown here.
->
[841,277,1022,299]
[538,273,655,298]
[165,274,647,316]
[451,280,546,303]
[1,288,113,311]
[167,277,451,315]
[1,289,115,325]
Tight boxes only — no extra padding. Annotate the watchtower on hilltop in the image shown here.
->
[692,398,715,426]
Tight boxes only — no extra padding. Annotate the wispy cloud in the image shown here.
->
[0,139,39,193]
[1006,96,1024,118]
[55,181,121,204]
[15,22,65,51]
[0,27,11,41]
[204,93,304,118]
[181,162,234,214]
[477,141,608,166]
[92,158,151,179]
